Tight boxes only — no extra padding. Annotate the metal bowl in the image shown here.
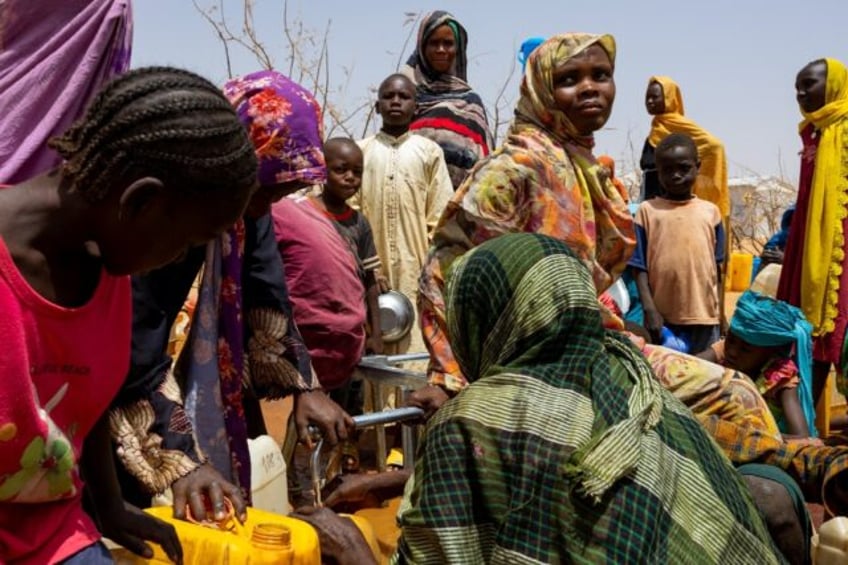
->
[378,290,415,343]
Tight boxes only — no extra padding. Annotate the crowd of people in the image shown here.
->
[1,1,847,564]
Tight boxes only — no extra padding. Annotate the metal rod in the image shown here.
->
[310,437,324,507]
[384,353,431,364]
[372,382,386,473]
[307,406,425,438]
[351,407,424,429]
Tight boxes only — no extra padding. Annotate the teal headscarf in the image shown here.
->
[730,290,816,436]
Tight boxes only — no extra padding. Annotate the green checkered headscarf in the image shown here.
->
[396,233,781,564]
[445,233,664,499]
[445,232,603,385]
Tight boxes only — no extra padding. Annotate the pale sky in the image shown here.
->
[133,0,847,183]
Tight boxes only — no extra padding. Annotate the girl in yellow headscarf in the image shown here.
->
[641,76,729,217]
[777,58,848,404]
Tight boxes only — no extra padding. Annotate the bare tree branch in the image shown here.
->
[192,0,233,78]
[394,12,420,71]
[242,0,273,69]
[490,47,517,147]
[282,0,296,77]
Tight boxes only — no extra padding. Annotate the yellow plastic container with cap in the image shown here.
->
[110,505,380,564]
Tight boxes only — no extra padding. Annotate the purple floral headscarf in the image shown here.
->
[224,70,326,187]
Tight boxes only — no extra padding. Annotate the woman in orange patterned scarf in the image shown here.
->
[416,32,633,399]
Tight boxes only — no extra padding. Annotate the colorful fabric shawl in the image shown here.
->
[176,74,328,496]
[395,233,781,564]
[224,70,326,187]
[647,76,730,217]
[730,290,817,436]
[419,33,635,391]
[179,223,251,495]
[111,216,315,501]
[403,11,492,189]
[640,341,848,517]
[111,73,327,499]
[795,58,848,337]
[0,0,132,183]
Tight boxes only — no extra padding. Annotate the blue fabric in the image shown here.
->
[621,268,644,324]
[714,222,726,264]
[518,36,545,71]
[60,542,114,564]
[627,224,648,271]
[665,323,720,354]
[730,290,817,437]
[764,231,787,251]
[660,326,690,352]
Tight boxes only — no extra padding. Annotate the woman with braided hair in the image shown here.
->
[0,66,260,564]
[109,70,354,523]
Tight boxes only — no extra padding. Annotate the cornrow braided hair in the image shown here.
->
[48,66,258,202]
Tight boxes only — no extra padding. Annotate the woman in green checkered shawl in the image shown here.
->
[394,233,782,564]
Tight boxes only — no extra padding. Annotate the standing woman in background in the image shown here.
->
[403,10,492,189]
[777,57,848,409]
[641,76,729,218]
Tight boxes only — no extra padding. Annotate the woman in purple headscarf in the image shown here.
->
[109,70,352,523]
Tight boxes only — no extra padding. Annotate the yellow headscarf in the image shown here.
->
[509,33,634,293]
[514,33,617,146]
[798,58,848,336]
[647,76,729,217]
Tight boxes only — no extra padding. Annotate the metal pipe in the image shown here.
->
[351,407,424,429]
[310,437,325,507]
[309,407,425,506]
[357,353,430,367]
[384,353,431,364]
[307,406,424,438]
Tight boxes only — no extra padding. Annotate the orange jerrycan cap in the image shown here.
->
[184,497,237,531]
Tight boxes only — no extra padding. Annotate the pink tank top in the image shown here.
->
[0,237,132,564]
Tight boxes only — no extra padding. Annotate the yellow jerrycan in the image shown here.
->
[110,504,379,564]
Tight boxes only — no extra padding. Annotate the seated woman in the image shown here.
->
[395,234,783,562]
[698,290,817,438]
[412,31,848,533]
